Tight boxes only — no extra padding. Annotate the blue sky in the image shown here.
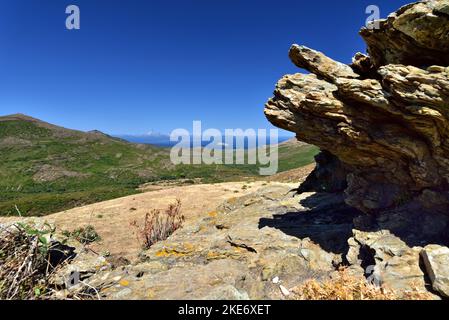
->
[0,0,410,135]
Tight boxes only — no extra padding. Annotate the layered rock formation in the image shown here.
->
[265,0,449,213]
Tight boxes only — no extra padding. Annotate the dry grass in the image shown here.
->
[0,223,73,300]
[292,268,435,300]
[131,200,184,249]
[0,223,109,300]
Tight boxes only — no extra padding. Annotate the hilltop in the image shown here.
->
[0,114,318,216]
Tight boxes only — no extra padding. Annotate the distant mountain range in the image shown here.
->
[115,134,294,148]
[115,133,172,146]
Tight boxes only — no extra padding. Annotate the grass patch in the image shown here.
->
[61,225,101,245]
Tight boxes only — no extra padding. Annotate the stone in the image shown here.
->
[45,184,341,300]
[279,285,290,296]
[50,249,112,288]
[346,229,428,295]
[421,245,449,298]
[289,45,359,82]
[203,285,250,300]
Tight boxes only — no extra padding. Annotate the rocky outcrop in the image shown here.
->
[265,0,449,214]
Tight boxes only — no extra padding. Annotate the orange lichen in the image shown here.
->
[155,249,185,257]
[119,280,130,287]
[208,211,218,217]
[155,244,196,258]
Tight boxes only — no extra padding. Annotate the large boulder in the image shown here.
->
[265,0,449,214]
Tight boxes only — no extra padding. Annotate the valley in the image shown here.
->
[0,113,318,216]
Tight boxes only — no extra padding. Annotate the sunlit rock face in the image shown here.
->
[265,0,449,213]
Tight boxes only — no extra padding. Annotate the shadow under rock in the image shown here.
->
[353,205,449,248]
[259,193,363,255]
[260,193,449,256]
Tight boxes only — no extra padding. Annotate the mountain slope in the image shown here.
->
[0,114,318,216]
[0,114,174,216]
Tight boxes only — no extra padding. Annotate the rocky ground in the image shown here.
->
[3,181,447,300]
[84,185,449,300]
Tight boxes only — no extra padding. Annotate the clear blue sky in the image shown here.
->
[0,0,410,135]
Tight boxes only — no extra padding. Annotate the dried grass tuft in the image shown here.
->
[131,200,184,249]
[0,223,73,300]
[292,268,435,300]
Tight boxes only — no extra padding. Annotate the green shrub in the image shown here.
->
[62,225,101,244]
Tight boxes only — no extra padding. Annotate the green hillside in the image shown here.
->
[0,114,318,216]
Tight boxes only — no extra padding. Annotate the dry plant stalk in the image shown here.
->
[0,223,62,300]
[131,199,184,249]
[1,223,106,300]
[292,268,435,300]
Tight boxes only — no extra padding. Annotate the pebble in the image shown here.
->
[280,285,290,296]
